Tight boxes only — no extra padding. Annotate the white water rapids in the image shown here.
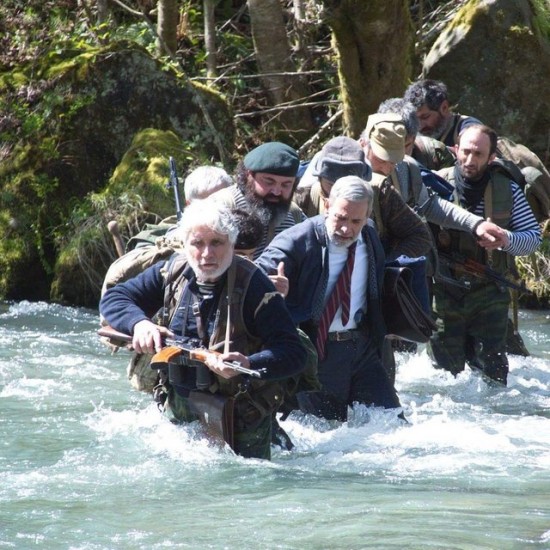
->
[1,301,549,549]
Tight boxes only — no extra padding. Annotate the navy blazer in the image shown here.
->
[256,215,387,350]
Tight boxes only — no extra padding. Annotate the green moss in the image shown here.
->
[44,45,100,80]
[448,0,488,32]
[0,71,28,91]
[0,230,30,298]
[106,128,194,217]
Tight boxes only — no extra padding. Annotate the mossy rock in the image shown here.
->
[422,0,550,162]
[51,128,198,307]
[0,40,234,304]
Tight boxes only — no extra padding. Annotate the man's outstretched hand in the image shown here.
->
[475,218,510,250]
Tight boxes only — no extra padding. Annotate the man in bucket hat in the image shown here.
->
[295,136,371,217]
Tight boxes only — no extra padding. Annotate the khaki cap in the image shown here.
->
[365,113,406,164]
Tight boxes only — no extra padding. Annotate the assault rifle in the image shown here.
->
[98,326,265,378]
[437,252,532,294]
[167,156,183,222]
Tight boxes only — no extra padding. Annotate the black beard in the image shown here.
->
[243,185,291,225]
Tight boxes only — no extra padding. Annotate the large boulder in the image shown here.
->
[50,128,189,307]
[0,40,234,303]
[421,0,550,163]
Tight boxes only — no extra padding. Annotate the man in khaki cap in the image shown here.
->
[360,110,508,251]
[360,113,407,176]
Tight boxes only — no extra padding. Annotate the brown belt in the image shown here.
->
[327,329,361,342]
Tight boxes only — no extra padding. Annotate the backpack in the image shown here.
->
[496,136,550,223]
[100,233,183,393]
[125,219,178,251]
[413,135,456,170]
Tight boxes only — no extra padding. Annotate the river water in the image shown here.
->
[1,300,549,549]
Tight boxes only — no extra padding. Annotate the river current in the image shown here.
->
[1,300,549,549]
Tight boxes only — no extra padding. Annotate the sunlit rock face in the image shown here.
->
[422,0,550,161]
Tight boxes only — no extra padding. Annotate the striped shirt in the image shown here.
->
[465,181,541,256]
[227,186,307,260]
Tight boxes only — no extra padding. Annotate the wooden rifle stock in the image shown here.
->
[438,252,531,294]
[97,326,264,378]
[98,326,133,347]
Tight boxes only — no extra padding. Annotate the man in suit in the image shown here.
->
[257,176,402,420]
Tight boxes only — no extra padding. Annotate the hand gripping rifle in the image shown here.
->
[97,326,265,378]
[437,252,532,294]
[167,156,183,222]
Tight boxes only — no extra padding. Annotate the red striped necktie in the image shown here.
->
[316,240,357,360]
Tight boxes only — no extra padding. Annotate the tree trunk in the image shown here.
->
[322,0,413,137]
[204,0,218,80]
[157,0,179,56]
[247,0,314,143]
[97,0,109,23]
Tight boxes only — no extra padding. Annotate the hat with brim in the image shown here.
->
[244,142,299,177]
[366,113,406,165]
[312,136,372,183]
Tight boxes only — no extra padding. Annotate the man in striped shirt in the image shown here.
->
[211,141,306,260]
[430,124,541,385]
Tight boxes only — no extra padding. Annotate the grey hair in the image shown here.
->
[184,165,233,202]
[328,176,374,216]
[177,198,239,244]
[403,79,448,111]
[377,97,420,137]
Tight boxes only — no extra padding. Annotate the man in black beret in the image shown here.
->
[211,142,306,260]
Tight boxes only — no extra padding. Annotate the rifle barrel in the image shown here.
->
[168,156,183,221]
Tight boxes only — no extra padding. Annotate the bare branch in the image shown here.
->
[107,0,229,164]
[234,101,339,118]
[298,109,343,155]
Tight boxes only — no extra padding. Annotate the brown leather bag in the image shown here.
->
[188,391,235,450]
[383,266,436,343]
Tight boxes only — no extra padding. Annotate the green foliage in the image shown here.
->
[531,0,550,41]
[114,22,157,51]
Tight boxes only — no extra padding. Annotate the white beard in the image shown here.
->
[186,250,234,282]
[326,225,358,249]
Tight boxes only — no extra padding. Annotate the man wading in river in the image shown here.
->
[100,200,306,459]
[430,125,541,385]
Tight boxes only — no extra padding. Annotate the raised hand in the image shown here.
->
[268,261,289,297]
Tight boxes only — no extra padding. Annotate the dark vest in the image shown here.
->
[437,168,513,274]
[161,254,274,398]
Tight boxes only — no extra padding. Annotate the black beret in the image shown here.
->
[243,142,299,177]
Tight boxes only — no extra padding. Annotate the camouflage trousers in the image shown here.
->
[165,386,272,460]
[428,280,510,384]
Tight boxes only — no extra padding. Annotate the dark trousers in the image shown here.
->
[166,386,272,460]
[318,333,401,410]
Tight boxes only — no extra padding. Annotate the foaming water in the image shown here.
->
[1,301,549,549]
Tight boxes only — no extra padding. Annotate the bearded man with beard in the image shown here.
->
[210,141,306,260]
[430,125,541,385]
[403,79,482,147]
[100,200,306,460]
[257,176,403,421]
